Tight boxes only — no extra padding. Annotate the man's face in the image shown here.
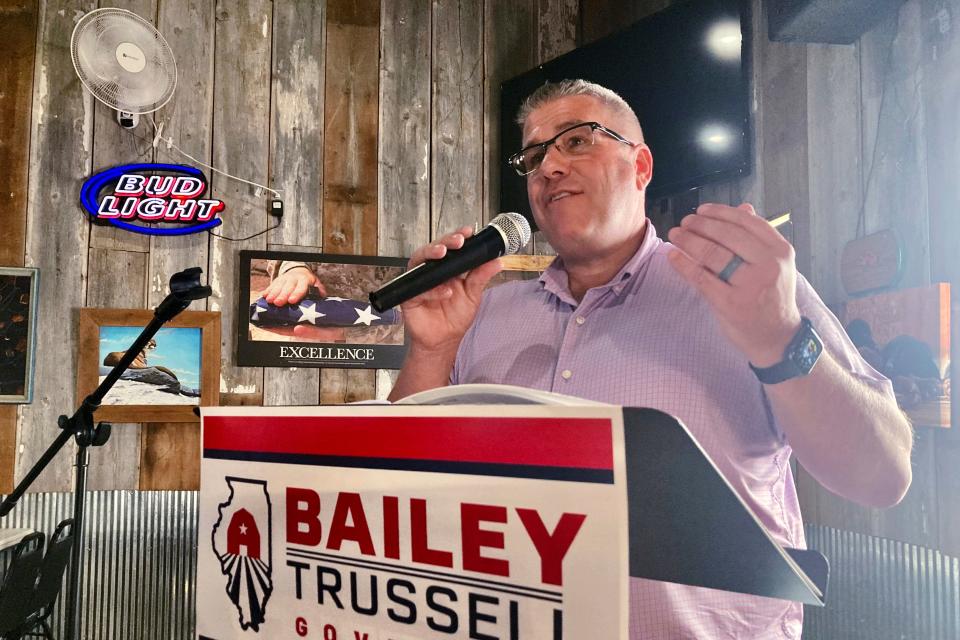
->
[522,95,652,262]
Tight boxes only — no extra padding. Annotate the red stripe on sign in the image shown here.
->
[203,415,613,470]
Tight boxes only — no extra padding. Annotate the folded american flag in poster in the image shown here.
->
[250,296,401,327]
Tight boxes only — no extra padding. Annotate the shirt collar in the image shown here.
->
[539,221,662,302]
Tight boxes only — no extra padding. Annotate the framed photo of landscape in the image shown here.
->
[77,308,220,422]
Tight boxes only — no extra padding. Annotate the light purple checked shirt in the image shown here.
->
[451,223,894,639]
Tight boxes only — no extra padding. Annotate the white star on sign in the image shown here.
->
[297,301,325,325]
[239,524,248,535]
[353,304,380,326]
[251,304,267,321]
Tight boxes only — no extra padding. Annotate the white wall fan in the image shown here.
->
[71,7,177,129]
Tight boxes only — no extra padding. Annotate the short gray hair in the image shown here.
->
[515,79,643,141]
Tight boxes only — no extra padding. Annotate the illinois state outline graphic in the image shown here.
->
[211,477,273,631]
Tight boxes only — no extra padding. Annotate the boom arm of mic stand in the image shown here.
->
[0,267,210,516]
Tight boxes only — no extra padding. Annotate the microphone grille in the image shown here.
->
[490,212,532,255]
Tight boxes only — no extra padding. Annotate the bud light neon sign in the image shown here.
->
[80,163,224,236]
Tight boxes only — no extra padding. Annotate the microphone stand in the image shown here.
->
[0,267,212,640]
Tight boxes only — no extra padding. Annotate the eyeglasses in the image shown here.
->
[508,121,636,176]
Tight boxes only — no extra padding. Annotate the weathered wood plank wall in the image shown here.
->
[432,0,484,236]
[582,0,960,557]
[209,0,272,410]
[922,0,960,559]
[19,0,96,492]
[82,0,154,492]
[320,0,380,405]
[138,0,216,491]
[9,0,956,557]
[3,0,569,493]
[0,0,38,494]
[262,0,325,409]
[376,0,431,397]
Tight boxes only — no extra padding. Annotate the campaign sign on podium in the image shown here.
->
[197,405,629,640]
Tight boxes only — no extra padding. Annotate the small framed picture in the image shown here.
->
[0,267,40,403]
[238,250,408,369]
[77,308,221,422]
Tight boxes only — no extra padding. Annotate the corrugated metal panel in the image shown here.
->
[804,524,960,639]
[0,490,197,640]
[3,494,960,639]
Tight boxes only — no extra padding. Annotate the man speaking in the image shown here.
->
[388,79,912,639]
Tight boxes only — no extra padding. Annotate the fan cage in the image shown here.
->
[70,8,177,115]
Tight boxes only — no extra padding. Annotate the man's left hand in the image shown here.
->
[666,203,801,367]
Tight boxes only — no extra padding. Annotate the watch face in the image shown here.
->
[790,335,823,373]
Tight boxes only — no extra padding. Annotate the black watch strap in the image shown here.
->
[749,317,823,384]
[749,358,803,385]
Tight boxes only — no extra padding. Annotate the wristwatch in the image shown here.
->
[749,317,823,384]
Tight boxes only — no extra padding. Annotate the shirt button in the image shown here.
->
[561,369,572,380]
[575,316,585,325]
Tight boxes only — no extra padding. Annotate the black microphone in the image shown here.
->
[370,212,532,312]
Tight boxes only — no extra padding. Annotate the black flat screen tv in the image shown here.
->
[499,0,751,223]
